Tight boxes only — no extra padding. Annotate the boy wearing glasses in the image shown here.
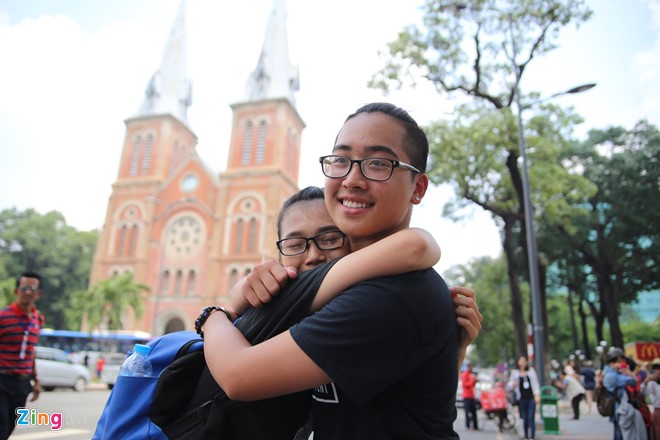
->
[0,272,44,438]
[203,103,465,438]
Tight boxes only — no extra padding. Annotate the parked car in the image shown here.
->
[101,352,127,389]
[35,346,90,392]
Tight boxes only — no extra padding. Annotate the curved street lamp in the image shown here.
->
[515,80,596,385]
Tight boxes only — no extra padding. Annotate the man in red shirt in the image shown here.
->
[0,271,44,439]
[461,362,479,431]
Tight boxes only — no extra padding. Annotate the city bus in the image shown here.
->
[38,329,151,355]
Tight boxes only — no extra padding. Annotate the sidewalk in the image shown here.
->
[456,400,613,440]
[533,400,612,440]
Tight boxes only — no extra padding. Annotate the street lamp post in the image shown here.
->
[445,2,596,383]
[513,80,595,384]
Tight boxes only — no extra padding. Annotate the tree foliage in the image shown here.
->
[445,255,517,366]
[68,272,149,332]
[543,120,660,347]
[0,208,97,328]
[370,0,594,372]
[370,0,592,108]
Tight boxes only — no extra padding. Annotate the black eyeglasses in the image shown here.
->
[276,230,346,256]
[18,286,39,293]
[319,155,420,181]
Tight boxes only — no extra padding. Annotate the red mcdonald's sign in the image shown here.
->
[635,342,660,361]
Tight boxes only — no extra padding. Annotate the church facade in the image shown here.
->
[89,1,304,336]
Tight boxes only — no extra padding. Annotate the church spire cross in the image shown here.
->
[136,0,192,125]
[242,0,299,105]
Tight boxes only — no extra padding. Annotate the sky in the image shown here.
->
[0,0,658,273]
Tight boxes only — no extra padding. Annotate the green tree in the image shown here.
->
[369,0,593,371]
[68,272,148,332]
[445,255,517,366]
[0,208,98,327]
[425,103,594,360]
[550,121,660,347]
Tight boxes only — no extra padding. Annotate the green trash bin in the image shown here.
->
[540,385,560,435]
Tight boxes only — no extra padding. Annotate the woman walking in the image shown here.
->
[509,356,540,440]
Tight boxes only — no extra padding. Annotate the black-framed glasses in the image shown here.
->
[276,230,346,256]
[18,286,39,293]
[319,155,420,181]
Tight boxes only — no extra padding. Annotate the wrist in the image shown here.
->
[195,306,232,338]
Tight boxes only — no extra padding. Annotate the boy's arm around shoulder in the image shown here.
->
[310,228,440,311]
[203,309,330,401]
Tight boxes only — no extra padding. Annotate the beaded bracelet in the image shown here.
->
[195,306,232,338]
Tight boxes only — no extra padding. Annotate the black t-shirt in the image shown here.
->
[220,260,340,440]
[290,269,459,439]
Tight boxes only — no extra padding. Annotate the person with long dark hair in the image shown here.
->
[509,355,540,440]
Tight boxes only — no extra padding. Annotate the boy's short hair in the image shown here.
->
[343,102,429,173]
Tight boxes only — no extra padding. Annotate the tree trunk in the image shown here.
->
[567,290,579,351]
[577,298,592,360]
[502,218,527,357]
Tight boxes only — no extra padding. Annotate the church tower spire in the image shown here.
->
[242,0,299,104]
[137,0,192,125]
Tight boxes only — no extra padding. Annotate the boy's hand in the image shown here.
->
[241,259,298,308]
[451,286,483,350]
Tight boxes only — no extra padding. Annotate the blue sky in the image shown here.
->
[0,0,658,272]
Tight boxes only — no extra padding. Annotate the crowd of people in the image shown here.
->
[548,348,659,440]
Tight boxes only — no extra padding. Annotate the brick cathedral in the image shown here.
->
[89,0,304,336]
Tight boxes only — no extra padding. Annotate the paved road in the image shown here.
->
[11,385,614,439]
[11,384,110,439]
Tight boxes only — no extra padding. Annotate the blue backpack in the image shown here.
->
[93,261,337,440]
[93,330,224,439]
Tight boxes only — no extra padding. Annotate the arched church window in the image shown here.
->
[129,135,142,176]
[235,219,244,253]
[169,142,179,177]
[128,224,138,256]
[161,270,170,295]
[187,270,196,295]
[242,121,253,165]
[256,120,267,164]
[117,225,127,256]
[229,269,238,290]
[141,133,153,175]
[174,270,183,295]
[248,218,257,252]
[286,127,297,174]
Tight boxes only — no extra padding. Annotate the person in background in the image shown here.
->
[641,359,660,440]
[0,271,44,440]
[461,362,479,431]
[96,356,105,380]
[509,355,540,440]
[556,370,586,420]
[581,360,596,414]
[603,347,639,440]
[564,358,579,379]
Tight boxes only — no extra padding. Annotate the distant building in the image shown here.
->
[628,290,660,324]
[88,0,303,336]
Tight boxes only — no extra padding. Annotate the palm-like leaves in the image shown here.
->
[69,273,149,331]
